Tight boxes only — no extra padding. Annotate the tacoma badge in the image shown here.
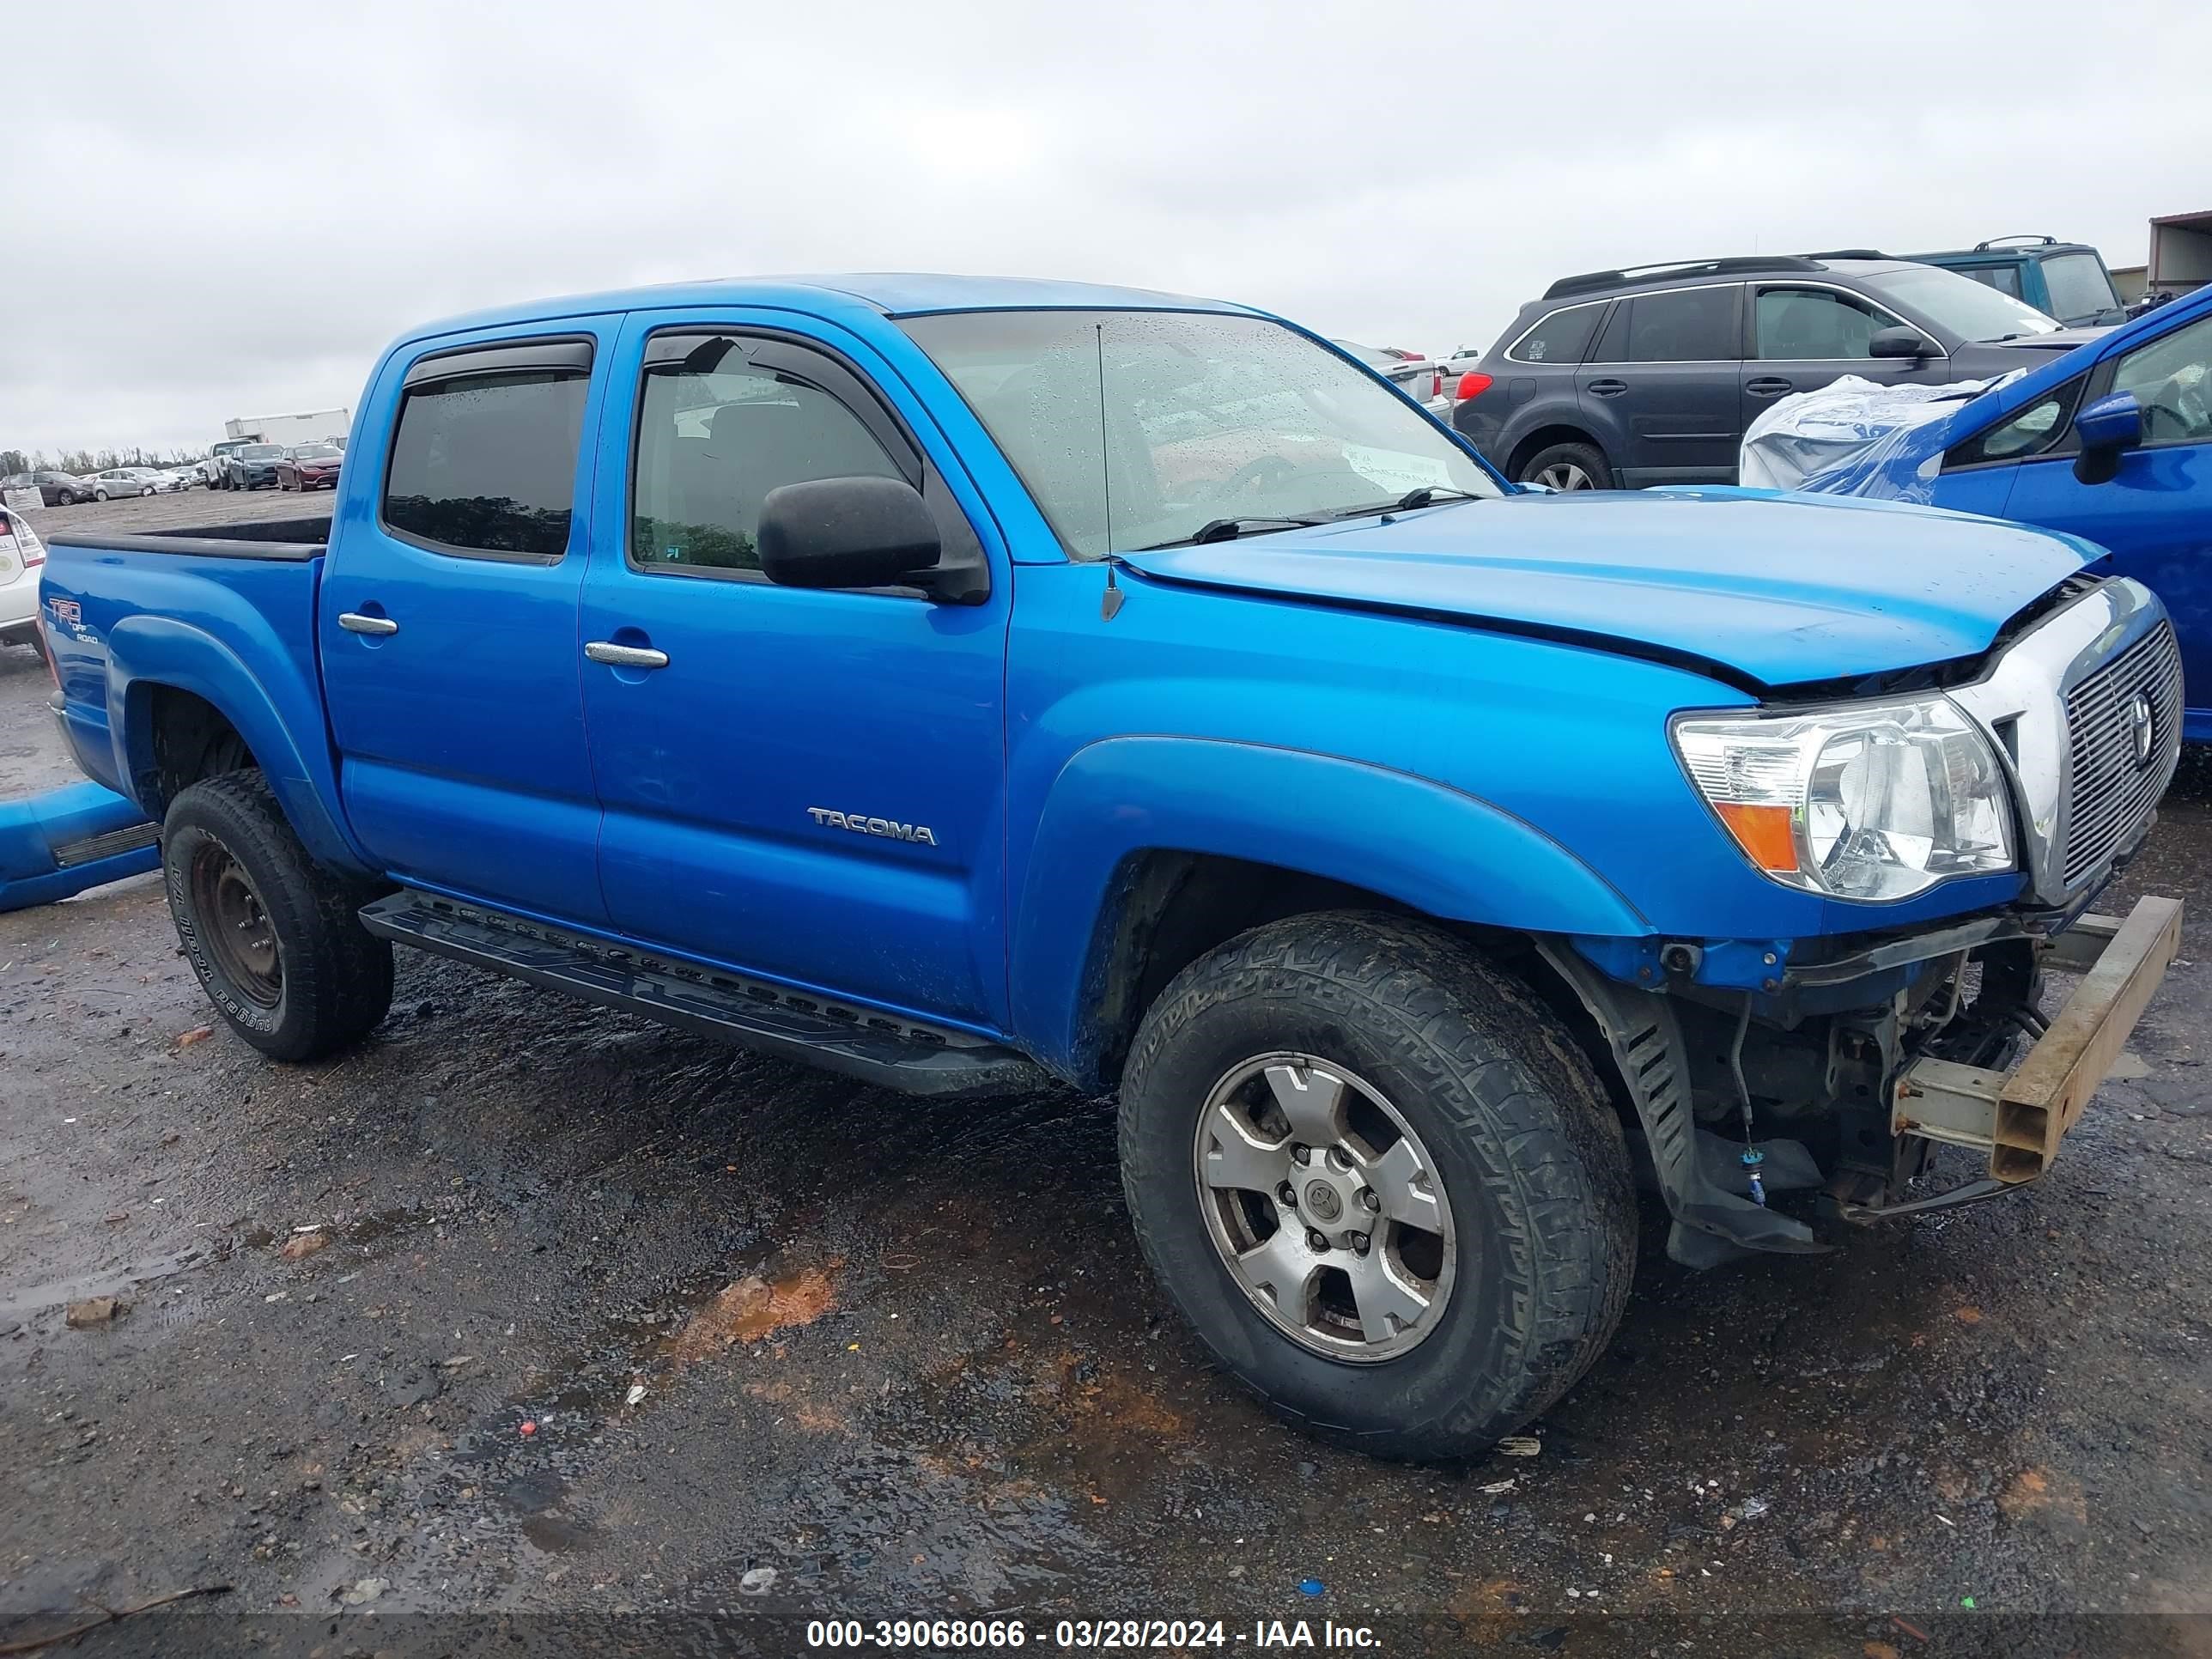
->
[807,807,939,847]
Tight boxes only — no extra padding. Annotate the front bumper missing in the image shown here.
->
[1888,896,2181,1187]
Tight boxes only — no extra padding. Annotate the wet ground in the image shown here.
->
[2,495,2209,1656]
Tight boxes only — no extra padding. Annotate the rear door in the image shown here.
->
[319,324,617,923]
[1740,283,1952,434]
[575,311,1011,1026]
[1576,283,1743,484]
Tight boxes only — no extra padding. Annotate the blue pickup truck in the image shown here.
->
[39,275,2185,1458]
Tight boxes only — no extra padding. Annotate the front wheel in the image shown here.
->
[1516,441,1613,491]
[1119,912,1636,1460]
[94,489,110,501]
[162,772,394,1062]
[56,490,78,506]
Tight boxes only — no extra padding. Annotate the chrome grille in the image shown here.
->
[2060,620,2183,886]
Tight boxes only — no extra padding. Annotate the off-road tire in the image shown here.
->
[162,771,393,1061]
[1516,440,1613,491]
[1119,911,1637,1461]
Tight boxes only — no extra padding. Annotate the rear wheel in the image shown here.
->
[1516,441,1613,491]
[162,772,393,1062]
[1119,912,1637,1460]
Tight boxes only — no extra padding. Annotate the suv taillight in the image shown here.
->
[1455,372,1494,402]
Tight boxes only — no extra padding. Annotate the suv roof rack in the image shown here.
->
[1975,234,2058,250]
[1800,248,1889,260]
[1541,255,1826,301]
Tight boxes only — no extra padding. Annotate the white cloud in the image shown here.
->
[4,0,2207,454]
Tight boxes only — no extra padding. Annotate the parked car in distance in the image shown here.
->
[1333,339,1448,412]
[1908,236,2128,329]
[275,443,343,491]
[89,467,165,500]
[219,442,290,490]
[2,470,96,507]
[1451,253,2098,489]
[206,439,257,489]
[41,273,2182,1460]
[0,502,47,659]
[1797,280,2212,738]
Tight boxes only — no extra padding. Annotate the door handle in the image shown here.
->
[1586,378,1628,397]
[1746,377,1795,397]
[585,641,670,670]
[337,612,398,635]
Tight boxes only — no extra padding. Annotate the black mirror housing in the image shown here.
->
[1868,326,1936,361]
[757,476,944,593]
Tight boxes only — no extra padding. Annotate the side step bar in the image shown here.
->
[357,890,1048,1098]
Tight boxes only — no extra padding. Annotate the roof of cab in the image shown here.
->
[402,272,1257,344]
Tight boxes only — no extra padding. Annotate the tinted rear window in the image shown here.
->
[1508,303,1603,365]
[382,370,588,558]
[1612,287,1740,362]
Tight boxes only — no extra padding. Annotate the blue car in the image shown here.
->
[1802,282,2212,738]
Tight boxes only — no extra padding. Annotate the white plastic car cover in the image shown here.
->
[1738,372,2021,494]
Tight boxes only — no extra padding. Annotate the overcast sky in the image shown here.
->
[6,0,2209,458]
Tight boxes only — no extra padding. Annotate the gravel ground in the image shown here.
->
[2,494,2208,1656]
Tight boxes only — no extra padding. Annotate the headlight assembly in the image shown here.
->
[1670,697,2014,902]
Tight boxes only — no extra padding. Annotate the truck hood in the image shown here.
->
[1123,489,2095,690]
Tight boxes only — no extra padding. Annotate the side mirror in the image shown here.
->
[757,476,942,593]
[1869,326,1937,361]
[2072,392,2143,485]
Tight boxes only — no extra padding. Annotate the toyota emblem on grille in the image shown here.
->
[2129,691,2156,769]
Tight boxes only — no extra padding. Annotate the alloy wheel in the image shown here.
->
[1191,1054,1455,1362]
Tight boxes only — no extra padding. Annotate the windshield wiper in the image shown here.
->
[1138,516,1325,550]
[1389,486,1484,512]
[1310,486,1486,522]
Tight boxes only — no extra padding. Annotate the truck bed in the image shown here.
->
[41,521,334,838]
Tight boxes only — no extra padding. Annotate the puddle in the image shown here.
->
[0,1247,213,1322]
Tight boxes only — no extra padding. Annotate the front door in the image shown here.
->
[2002,310,2212,728]
[577,312,1010,1027]
[319,326,615,924]
[1577,283,1744,485]
[1740,283,1951,438]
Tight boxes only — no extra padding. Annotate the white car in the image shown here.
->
[89,467,165,500]
[0,501,46,660]
[1333,340,1453,416]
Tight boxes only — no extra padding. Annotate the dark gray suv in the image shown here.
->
[1451,254,2102,489]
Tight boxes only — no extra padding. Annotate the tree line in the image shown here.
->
[2,445,210,476]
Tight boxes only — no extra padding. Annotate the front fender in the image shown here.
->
[1008,736,1650,1083]
[106,614,372,875]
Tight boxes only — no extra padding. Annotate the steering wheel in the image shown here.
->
[1202,453,1303,501]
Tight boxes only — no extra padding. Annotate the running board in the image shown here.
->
[357,890,1047,1097]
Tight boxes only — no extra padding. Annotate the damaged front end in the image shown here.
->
[1546,574,2187,1267]
[1540,896,2179,1267]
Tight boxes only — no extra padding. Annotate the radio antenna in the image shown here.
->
[1095,322,1125,620]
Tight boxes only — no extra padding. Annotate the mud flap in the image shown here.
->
[1537,941,1830,1267]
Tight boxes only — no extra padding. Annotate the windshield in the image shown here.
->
[2040,252,2120,321]
[900,309,1499,557]
[289,443,341,459]
[240,444,285,459]
[1862,265,2063,343]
